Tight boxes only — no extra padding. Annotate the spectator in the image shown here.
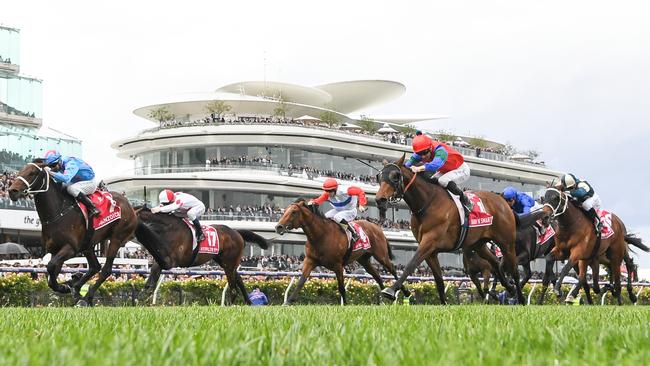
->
[248,286,268,305]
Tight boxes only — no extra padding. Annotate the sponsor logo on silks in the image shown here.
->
[95,211,121,229]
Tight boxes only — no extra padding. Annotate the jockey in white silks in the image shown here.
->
[151,190,207,241]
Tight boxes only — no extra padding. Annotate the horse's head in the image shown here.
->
[375,155,410,212]
[275,198,314,235]
[8,159,50,201]
[541,188,569,220]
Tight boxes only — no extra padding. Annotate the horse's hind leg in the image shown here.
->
[46,245,77,295]
[140,262,163,303]
[72,249,102,302]
[372,251,410,297]
[334,266,347,305]
[285,257,315,305]
[537,256,556,305]
[358,254,384,289]
[623,253,637,303]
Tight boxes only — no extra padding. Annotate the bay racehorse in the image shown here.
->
[135,207,270,304]
[274,198,408,305]
[375,156,545,304]
[8,160,137,306]
[541,188,649,305]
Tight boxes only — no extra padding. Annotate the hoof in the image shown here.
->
[75,299,89,307]
[564,295,575,304]
[381,287,397,301]
[401,288,412,298]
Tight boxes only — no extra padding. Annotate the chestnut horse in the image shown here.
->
[135,207,269,304]
[541,188,649,305]
[8,160,137,306]
[375,156,545,304]
[274,198,408,305]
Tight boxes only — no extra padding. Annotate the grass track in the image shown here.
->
[1,306,649,366]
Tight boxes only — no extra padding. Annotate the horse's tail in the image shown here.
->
[134,220,169,268]
[625,233,650,252]
[237,229,269,250]
[516,210,546,230]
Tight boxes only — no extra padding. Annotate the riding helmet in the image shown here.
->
[322,178,338,191]
[502,186,517,200]
[159,189,176,204]
[43,150,62,165]
[411,131,432,154]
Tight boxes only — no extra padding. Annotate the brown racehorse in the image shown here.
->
[8,160,137,306]
[375,156,545,304]
[135,207,270,305]
[274,198,408,305]
[540,188,649,305]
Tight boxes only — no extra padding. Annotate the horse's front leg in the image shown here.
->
[334,266,347,305]
[46,245,77,295]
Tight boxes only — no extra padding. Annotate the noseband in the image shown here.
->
[378,164,409,204]
[543,188,568,218]
[15,163,50,196]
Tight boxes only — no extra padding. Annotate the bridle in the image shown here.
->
[15,163,50,196]
[543,188,568,218]
[378,163,431,215]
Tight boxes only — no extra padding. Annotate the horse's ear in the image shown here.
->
[382,159,389,166]
[32,158,44,164]
[397,154,406,166]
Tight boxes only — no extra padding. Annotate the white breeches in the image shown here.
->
[434,162,471,187]
[65,179,98,197]
[325,208,357,223]
[186,203,206,221]
[581,194,601,211]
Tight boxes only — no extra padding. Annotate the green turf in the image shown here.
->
[1,306,649,366]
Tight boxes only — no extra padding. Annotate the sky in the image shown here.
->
[4,1,650,265]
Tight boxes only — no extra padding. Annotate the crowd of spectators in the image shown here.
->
[0,171,35,210]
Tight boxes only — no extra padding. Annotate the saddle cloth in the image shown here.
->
[450,192,494,227]
[597,209,614,239]
[77,190,121,230]
[347,222,371,252]
[183,219,220,254]
[536,223,556,245]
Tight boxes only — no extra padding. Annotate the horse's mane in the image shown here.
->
[293,197,326,219]
[31,158,44,164]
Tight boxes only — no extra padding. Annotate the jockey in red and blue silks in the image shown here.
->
[553,173,602,233]
[309,178,367,242]
[43,150,100,217]
[501,187,536,216]
[405,131,472,210]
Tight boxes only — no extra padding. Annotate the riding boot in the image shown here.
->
[192,218,205,242]
[340,219,359,243]
[587,208,602,234]
[447,181,473,211]
[77,193,100,217]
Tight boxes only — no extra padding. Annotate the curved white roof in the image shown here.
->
[135,80,410,123]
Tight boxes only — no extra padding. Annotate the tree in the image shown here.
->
[467,136,489,148]
[319,104,340,128]
[525,149,540,160]
[272,99,287,118]
[148,105,175,123]
[434,130,457,142]
[204,100,232,117]
[396,124,417,136]
[502,142,517,156]
[356,117,379,133]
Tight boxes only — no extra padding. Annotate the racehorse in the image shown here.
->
[274,198,408,305]
[514,223,556,288]
[135,207,270,305]
[541,188,649,305]
[463,247,498,302]
[8,160,137,306]
[375,156,545,305]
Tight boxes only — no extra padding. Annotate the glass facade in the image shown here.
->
[0,123,82,170]
[0,26,20,66]
[0,76,43,118]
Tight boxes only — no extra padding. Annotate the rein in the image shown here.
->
[380,164,432,216]
[543,188,568,218]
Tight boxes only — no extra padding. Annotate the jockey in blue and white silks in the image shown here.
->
[43,150,100,217]
[309,178,367,242]
[501,187,536,216]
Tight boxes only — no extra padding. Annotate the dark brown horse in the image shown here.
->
[135,207,269,304]
[375,156,545,304]
[463,247,498,302]
[8,160,137,306]
[274,198,408,305]
[540,188,649,305]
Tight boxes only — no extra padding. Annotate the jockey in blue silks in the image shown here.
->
[43,150,100,217]
[501,187,535,216]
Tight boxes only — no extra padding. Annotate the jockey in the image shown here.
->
[43,150,100,217]
[405,131,472,210]
[501,187,536,216]
[554,173,602,233]
[308,178,367,242]
[151,190,206,242]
